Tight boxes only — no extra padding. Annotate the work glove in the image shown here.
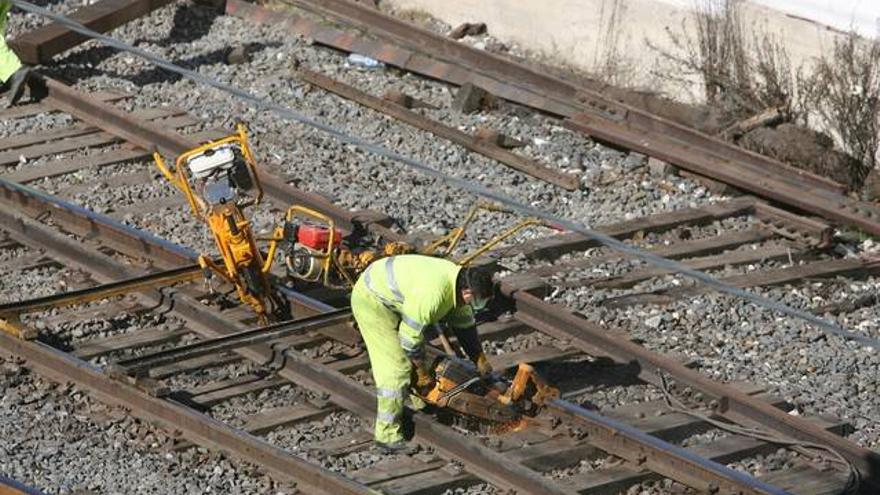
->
[412,359,435,393]
[475,352,494,377]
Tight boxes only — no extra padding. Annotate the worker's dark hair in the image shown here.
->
[457,265,495,300]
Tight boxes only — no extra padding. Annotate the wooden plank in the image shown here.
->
[174,403,337,451]
[295,67,579,190]
[305,430,373,457]
[0,123,106,151]
[578,243,797,290]
[11,0,177,65]
[604,257,880,308]
[59,169,157,197]
[497,197,756,261]
[564,416,849,494]
[0,90,127,120]
[0,114,198,166]
[369,468,476,495]
[148,353,242,379]
[72,326,189,359]
[488,345,579,372]
[188,375,289,407]
[759,464,849,495]
[508,440,597,472]
[0,132,125,167]
[327,353,371,374]
[511,387,786,472]
[492,428,559,453]
[243,404,335,434]
[526,227,773,278]
[0,107,185,151]
[1,147,149,184]
[351,457,447,485]
[109,196,187,216]
[0,252,51,276]
[0,238,20,249]
[473,318,531,341]
[1,128,220,186]
[41,300,142,327]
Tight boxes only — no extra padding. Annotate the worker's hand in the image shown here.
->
[412,360,435,393]
[475,352,494,377]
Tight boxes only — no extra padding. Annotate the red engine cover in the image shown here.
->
[296,224,342,250]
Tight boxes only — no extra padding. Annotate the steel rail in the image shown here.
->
[0,332,375,495]
[565,116,880,237]
[111,308,353,375]
[511,290,880,491]
[0,476,47,495]
[0,171,801,494]
[547,399,790,495]
[0,264,203,317]
[12,3,867,347]
[0,53,868,492]
[0,181,798,495]
[240,0,880,237]
[10,0,175,64]
[37,75,388,237]
[0,187,570,495]
[0,146,800,492]
[274,0,842,192]
[292,65,579,190]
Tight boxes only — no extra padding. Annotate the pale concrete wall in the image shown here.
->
[384,0,859,102]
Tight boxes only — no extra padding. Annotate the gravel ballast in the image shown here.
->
[1,0,877,493]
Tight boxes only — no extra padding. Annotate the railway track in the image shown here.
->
[1,1,879,493]
[0,77,876,494]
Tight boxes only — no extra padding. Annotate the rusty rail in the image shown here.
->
[0,179,571,495]
[10,0,175,64]
[38,75,390,237]
[0,175,797,495]
[227,0,880,237]
[0,82,806,493]
[511,290,880,491]
[293,65,579,190]
[0,205,371,495]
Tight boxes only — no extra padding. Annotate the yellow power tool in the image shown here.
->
[154,127,560,431]
[153,125,290,323]
[421,354,559,433]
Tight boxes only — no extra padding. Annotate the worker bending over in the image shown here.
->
[351,254,495,453]
[1,0,30,107]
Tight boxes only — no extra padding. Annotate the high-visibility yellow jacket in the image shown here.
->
[1,0,23,83]
[359,254,475,357]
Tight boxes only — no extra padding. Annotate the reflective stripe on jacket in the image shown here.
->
[360,254,475,357]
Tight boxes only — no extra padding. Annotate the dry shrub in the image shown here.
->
[649,0,880,189]
[803,33,880,183]
[651,0,800,119]
[593,0,632,86]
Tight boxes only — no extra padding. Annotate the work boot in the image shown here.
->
[373,440,418,455]
[3,66,31,108]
